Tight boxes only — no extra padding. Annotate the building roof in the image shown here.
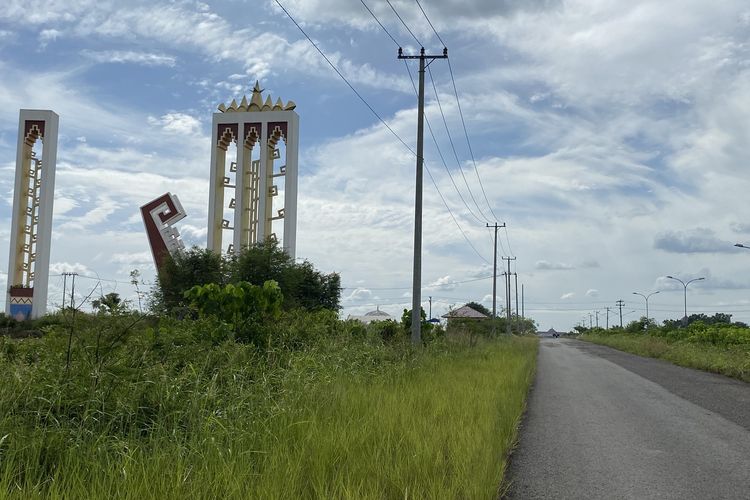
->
[442,305,489,319]
[347,307,392,324]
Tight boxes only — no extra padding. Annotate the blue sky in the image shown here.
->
[2,0,750,330]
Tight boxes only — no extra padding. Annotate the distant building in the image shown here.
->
[537,328,564,337]
[442,305,489,321]
[347,306,393,324]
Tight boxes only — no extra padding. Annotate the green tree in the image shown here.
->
[152,247,225,313]
[230,240,340,311]
[92,292,127,314]
[153,240,340,314]
[184,280,283,344]
[465,301,492,316]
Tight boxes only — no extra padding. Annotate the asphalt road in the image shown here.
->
[505,338,750,499]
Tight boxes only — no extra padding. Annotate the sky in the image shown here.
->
[1,0,750,331]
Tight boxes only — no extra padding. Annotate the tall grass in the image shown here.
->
[0,313,537,499]
[581,332,749,382]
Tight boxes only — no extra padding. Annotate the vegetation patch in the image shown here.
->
[580,315,750,382]
[0,240,537,499]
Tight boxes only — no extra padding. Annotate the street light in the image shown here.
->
[665,275,705,322]
[632,291,659,320]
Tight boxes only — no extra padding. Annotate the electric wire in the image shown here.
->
[343,274,493,291]
[403,59,485,226]
[277,0,490,265]
[414,0,445,47]
[359,0,400,47]
[274,0,413,155]
[407,2,512,255]
[385,0,422,46]
[428,65,491,223]
[445,57,500,224]
[358,0,495,258]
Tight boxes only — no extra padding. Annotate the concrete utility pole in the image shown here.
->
[62,272,78,311]
[616,299,625,328]
[428,295,432,320]
[399,46,448,346]
[62,273,68,309]
[595,310,600,328]
[502,256,516,334]
[522,284,525,318]
[486,222,506,318]
[589,313,593,328]
[514,272,519,322]
[605,306,611,330]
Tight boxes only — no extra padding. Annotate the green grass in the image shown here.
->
[0,314,537,499]
[581,333,750,382]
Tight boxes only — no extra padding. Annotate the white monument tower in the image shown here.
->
[207,82,299,257]
[6,109,59,320]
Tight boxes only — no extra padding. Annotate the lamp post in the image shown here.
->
[666,276,705,322]
[632,291,659,320]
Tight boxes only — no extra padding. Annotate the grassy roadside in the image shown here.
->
[580,333,749,382]
[0,316,537,499]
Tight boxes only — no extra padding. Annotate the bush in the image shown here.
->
[184,281,283,344]
[154,240,341,314]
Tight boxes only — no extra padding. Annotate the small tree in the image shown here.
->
[465,301,492,316]
[184,280,283,344]
[152,247,226,313]
[92,292,127,314]
[401,307,432,334]
[230,240,341,311]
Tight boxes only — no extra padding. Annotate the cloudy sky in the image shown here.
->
[2,0,750,330]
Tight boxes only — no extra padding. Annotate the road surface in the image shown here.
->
[505,338,750,499]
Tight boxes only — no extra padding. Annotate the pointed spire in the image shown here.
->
[262,95,273,110]
[217,103,227,112]
[239,95,249,111]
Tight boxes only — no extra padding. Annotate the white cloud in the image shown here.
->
[147,113,202,136]
[535,260,574,271]
[560,292,575,300]
[81,50,176,67]
[586,289,599,298]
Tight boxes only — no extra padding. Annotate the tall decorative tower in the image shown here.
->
[207,82,299,258]
[6,109,59,320]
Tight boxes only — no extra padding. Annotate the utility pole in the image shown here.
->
[486,222,506,318]
[595,310,600,328]
[62,272,78,311]
[514,272,519,322]
[62,272,68,309]
[521,284,525,318]
[589,313,593,328]
[616,299,625,328]
[399,46,449,346]
[502,256,516,334]
[428,296,432,320]
[605,307,611,330]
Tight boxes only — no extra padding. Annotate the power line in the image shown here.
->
[427,65,491,223]
[274,0,413,155]
[407,1,513,254]
[414,0,445,47]
[445,57,501,225]
[385,0,422,46]
[359,0,400,47]
[403,59,487,226]
[277,0,489,265]
[342,274,493,291]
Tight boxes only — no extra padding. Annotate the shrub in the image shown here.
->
[184,281,283,344]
